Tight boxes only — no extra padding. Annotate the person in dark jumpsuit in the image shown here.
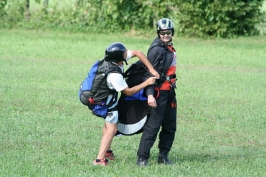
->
[136,18,177,166]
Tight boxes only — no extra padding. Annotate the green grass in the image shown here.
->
[0,29,265,177]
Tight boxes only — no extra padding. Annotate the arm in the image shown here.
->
[121,77,157,96]
[145,46,163,108]
[145,46,162,97]
[130,50,159,78]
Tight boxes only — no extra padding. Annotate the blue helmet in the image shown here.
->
[104,42,127,64]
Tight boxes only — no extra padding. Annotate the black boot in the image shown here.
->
[136,156,148,167]
[157,152,173,165]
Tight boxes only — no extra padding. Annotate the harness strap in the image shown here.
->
[154,74,177,100]
[155,74,176,88]
[88,90,118,106]
[159,74,176,82]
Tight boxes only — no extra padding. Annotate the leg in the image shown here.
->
[137,108,162,159]
[96,122,117,160]
[102,124,112,151]
[93,110,118,166]
[137,91,168,165]
[101,122,115,160]
[158,101,177,152]
[158,96,177,165]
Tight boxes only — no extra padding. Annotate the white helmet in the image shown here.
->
[157,18,174,36]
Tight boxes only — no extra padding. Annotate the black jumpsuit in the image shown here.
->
[137,37,177,159]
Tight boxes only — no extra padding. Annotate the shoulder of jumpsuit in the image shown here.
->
[149,38,165,49]
[150,40,167,53]
[148,44,166,61]
[148,43,165,54]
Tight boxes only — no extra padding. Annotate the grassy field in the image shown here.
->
[0,29,265,177]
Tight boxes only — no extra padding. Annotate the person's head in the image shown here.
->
[104,42,128,65]
[157,18,174,44]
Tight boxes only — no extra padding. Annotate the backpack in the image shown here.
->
[79,59,122,118]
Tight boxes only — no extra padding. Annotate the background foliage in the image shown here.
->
[176,0,266,37]
[0,0,265,37]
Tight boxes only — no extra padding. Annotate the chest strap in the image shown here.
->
[156,74,176,85]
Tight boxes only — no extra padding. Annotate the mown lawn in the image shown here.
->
[0,29,265,177]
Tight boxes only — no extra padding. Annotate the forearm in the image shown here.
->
[121,82,148,96]
[133,50,154,71]
[138,53,154,71]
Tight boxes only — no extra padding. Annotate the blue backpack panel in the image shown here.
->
[79,59,122,118]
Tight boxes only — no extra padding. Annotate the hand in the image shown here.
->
[145,77,157,86]
[149,68,160,79]
[147,95,157,108]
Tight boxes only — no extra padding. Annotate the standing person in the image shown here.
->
[93,42,159,166]
[136,18,177,166]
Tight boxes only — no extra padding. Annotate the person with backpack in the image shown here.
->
[89,42,159,166]
[136,18,177,166]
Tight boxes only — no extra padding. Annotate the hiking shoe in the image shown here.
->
[136,157,148,167]
[157,153,173,165]
[93,158,109,166]
[105,150,115,160]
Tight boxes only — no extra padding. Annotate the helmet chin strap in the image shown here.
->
[116,60,128,66]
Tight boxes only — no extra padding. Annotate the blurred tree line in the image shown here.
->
[0,0,265,38]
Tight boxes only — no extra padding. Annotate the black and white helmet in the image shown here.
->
[104,42,127,64]
[157,18,174,36]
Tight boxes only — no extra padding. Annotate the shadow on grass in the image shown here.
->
[114,144,265,166]
[170,146,265,163]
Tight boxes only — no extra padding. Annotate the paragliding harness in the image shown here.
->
[124,42,177,101]
[122,62,176,101]
[78,59,122,118]
[141,43,177,102]
[117,43,176,135]
[151,42,177,103]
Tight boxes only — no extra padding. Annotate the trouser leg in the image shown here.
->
[158,97,177,153]
[137,91,168,159]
